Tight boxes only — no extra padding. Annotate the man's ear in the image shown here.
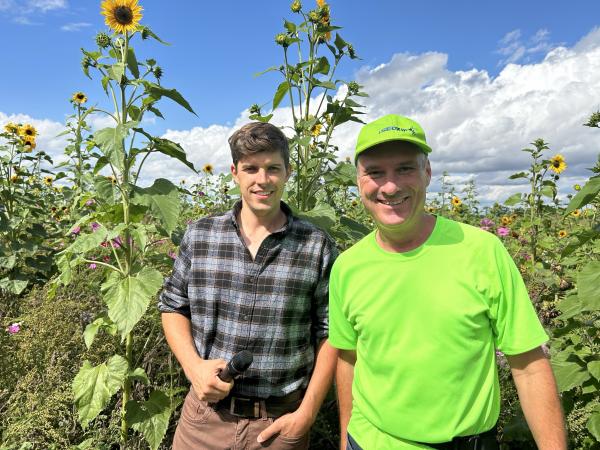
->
[425,159,432,187]
[284,164,292,182]
[231,163,239,184]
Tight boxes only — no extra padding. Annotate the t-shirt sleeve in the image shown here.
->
[328,260,358,350]
[489,237,548,355]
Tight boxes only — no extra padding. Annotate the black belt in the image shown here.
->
[215,390,303,418]
[419,426,499,450]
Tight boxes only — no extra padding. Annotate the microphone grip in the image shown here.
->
[218,364,235,382]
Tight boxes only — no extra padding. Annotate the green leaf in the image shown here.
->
[508,171,529,180]
[143,81,196,115]
[0,277,28,295]
[108,62,125,83]
[297,203,337,231]
[540,185,555,198]
[556,294,586,320]
[131,179,181,234]
[551,359,591,392]
[504,193,522,206]
[129,367,150,384]
[83,315,115,349]
[130,224,149,253]
[126,391,172,450]
[577,262,600,310]
[129,105,141,121]
[0,254,16,270]
[93,125,131,172]
[272,81,290,111]
[340,216,370,239]
[136,25,170,45]
[103,267,164,338]
[334,33,347,52]
[588,361,600,382]
[150,137,196,172]
[126,48,140,79]
[283,20,296,33]
[94,176,117,205]
[314,56,330,75]
[588,412,600,441]
[566,176,600,214]
[73,355,128,427]
[314,80,337,90]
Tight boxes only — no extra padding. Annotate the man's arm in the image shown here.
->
[257,339,338,442]
[506,346,567,450]
[336,349,356,450]
[161,312,232,403]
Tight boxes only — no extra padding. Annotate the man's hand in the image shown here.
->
[257,408,313,443]
[186,358,234,403]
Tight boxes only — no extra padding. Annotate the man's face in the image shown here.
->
[231,150,290,218]
[357,141,431,232]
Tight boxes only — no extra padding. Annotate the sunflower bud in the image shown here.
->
[275,33,291,47]
[153,66,163,79]
[95,32,111,49]
[308,10,320,22]
[347,81,359,95]
[291,0,301,12]
[249,104,261,115]
[347,44,356,59]
[141,26,151,40]
[81,56,91,70]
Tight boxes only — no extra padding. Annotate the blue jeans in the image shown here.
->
[347,433,363,450]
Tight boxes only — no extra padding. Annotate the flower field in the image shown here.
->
[1,1,599,449]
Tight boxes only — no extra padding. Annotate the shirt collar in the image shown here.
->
[229,200,294,234]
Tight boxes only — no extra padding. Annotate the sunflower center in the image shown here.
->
[77,94,84,100]
[553,161,560,168]
[114,6,133,25]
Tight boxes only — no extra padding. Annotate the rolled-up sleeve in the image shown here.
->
[158,227,192,317]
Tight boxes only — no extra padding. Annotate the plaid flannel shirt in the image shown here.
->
[158,201,337,398]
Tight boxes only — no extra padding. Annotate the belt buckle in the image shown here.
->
[229,396,260,418]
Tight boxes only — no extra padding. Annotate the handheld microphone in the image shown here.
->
[218,350,253,382]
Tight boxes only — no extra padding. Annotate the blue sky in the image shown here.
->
[2,0,600,201]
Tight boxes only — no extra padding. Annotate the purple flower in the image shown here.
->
[496,227,510,237]
[71,226,81,235]
[522,253,531,261]
[168,250,177,260]
[112,237,123,249]
[88,263,97,269]
[6,323,20,334]
[85,199,95,206]
[90,222,100,232]
[198,191,205,197]
[186,219,193,225]
[480,218,494,227]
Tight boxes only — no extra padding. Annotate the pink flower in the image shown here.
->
[496,227,510,237]
[480,218,494,227]
[90,222,100,232]
[112,237,123,249]
[71,226,81,235]
[100,241,109,248]
[6,323,20,334]
[522,253,531,261]
[88,263,97,269]
[168,251,177,260]
[85,199,95,206]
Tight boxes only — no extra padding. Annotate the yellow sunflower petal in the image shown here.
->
[101,0,143,35]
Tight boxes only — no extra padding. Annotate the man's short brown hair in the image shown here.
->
[228,122,290,168]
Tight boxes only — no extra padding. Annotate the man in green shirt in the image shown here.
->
[328,114,567,449]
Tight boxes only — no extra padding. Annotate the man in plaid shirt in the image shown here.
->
[159,122,338,450]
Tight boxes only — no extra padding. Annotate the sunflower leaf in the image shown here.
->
[272,81,290,111]
[108,62,126,83]
[127,48,140,79]
[126,391,173,450]
[565,176,600,214]
[142,81,196,116]
[149,137,196,172]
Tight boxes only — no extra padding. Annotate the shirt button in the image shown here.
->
[242,314,249,321]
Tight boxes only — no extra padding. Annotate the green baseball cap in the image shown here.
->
[354,114,432,163]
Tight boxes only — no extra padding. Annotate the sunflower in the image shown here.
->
[107,175,117,184]
[10,174,19,182]
[571,209,581,217]
[4,122,19,134]
[451,196,462,207]
[573,184,581,191]
[501,216,512,226]
[19,124,37,138]
[202,163,214,175]
[21,135,36,152]
[549,154,567,174]
[101,0,143,34]
[311,123,322,137]
[43,176,53,186]
[558,230,567,238]
[72,92,87,104]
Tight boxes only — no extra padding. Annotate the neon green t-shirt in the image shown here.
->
[329,216,548,449]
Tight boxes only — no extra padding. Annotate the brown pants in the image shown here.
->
[173,389,310,450]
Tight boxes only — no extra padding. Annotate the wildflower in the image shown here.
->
[95,31,111,48]
[100,241,109,248]
[347,81,360,95]
[558,230,568,238]
[90,222,100,232]
[426,206,436,213]
[88,263,97,270]
[107,175,117,184]
[71,226,81,235]
[103,255,111,262]
[19,124,37,138]
[202,164,214,175]
[451,196,462,207]
[101,0,143,34]
[351,200,358,207]
[168,250,177,260]
[197,191,205,197]
[4,122,19,134]
[571,209,581,217]
[85,199,95,206]
[496,227,510,237]
[480,218,494,228]
[21,135,36,152]
[510,214,517,221]
[574,184,581,191]
[549,154,567,174]
[311,123,322,137]
[501,216,512,226]
[275,33,291,48]
[308,9,320,22]
[112,237,123,248]
[291,0,301,12]
[43,176,53,186]
[6,323,20,334]
[522,253,532,261]
[153,66,163,79]
[10,174,19,182]
[72,92,87,104]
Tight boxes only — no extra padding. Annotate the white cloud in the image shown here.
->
[2,0,67,25]
[27,0,66,12]
[61,21,91,32]
[496,28,558,67]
